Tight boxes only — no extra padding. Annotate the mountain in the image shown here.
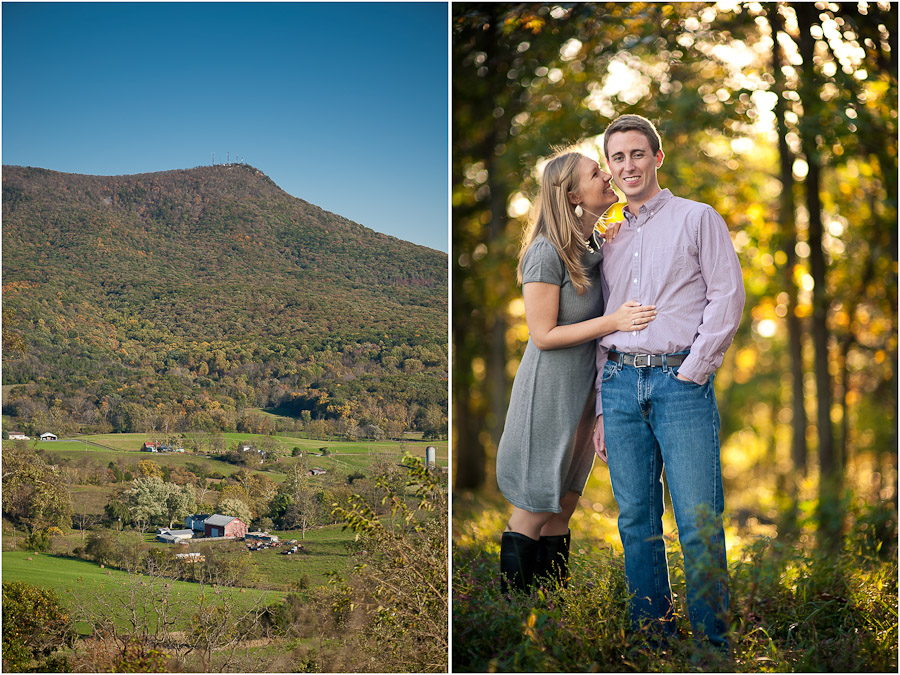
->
[2,164,447,437]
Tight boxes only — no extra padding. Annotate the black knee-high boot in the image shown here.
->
[500,531,540,593]
[535,531,571,588]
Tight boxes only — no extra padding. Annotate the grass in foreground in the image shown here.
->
[453,491,897,673]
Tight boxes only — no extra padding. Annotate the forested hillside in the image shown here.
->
[2,164,447,437]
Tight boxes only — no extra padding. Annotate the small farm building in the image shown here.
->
[156,529,194,544]
[246,531,279,543]
[40,432,58,441]
[186,514,211,532]
[8,432,29,440]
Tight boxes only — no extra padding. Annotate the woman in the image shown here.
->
[496,150,657,593]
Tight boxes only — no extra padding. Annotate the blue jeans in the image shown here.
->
[601,355,729,646]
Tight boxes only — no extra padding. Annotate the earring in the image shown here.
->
[574,205,584,218]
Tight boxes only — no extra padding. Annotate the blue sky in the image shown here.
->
[2,2,448,252]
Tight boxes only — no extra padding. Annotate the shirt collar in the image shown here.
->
[623,188,673,222]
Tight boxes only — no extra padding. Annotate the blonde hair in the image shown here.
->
[516,150,592,295]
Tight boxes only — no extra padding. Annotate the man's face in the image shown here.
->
[605,129,664,207]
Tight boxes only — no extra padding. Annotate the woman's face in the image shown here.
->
[572,156,617,216]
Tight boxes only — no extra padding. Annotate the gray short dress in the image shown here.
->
[496,235,605,513]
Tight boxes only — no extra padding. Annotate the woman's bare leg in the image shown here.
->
[539,490,580,536]
[506,507,553,540]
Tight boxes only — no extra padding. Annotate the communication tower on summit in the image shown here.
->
[212,152,215,166]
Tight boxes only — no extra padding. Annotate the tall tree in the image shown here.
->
[279,466,320,539]
[768,2,808,481]
[1,446,72,532]
[795,3,839,547]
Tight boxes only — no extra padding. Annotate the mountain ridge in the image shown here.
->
[2,164,447,437]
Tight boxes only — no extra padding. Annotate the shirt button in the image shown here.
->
[634,251,639,257]
[637,227,642,233]
[633,278,638,283]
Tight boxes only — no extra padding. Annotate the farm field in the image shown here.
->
[6,432,447,513]
[3,430,444,590]
[16,432,447,466]
[5,522,359,591]
[2,550,282,633]
[70,430,447,456]
[3,428,449,672]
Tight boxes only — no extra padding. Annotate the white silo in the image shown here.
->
[425,446,436,466]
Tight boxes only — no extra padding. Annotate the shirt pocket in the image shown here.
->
[650,246,691,289]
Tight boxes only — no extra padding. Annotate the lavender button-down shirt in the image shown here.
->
[594,189,744,415]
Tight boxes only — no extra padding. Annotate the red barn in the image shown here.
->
[203,514,248,539]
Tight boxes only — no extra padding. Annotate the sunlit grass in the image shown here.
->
[453,478,897,672]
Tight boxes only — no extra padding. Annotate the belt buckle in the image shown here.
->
[633,353,651,368]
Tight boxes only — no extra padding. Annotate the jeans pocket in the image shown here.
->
[602,361,618,383]
[666,367,702,386]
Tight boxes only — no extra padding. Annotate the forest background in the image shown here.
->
[453,3,896,671]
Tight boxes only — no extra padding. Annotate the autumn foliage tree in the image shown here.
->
[1,445,73,534]
[2,581,74,672]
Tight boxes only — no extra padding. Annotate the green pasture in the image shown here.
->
[2,550,283,634]
[9,431,446,464]
[38,444,247,478]
[231,524,357,589]
[4,520,358,592]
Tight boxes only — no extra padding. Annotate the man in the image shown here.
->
[593,114,744,648]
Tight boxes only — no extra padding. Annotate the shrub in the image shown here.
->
[85,531,120,566]
[2,581,74,672]
[22,529,50,552]
[327,453,448,672]
[113,638,168,672]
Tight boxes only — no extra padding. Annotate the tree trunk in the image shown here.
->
[452,5,511,492]
[452,382,485,490]
[838,337,852,467]
[770,3,808,480]
[485,163,509,452]
[796,2,840,548]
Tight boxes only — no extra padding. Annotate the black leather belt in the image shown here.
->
[608,350,687,368]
